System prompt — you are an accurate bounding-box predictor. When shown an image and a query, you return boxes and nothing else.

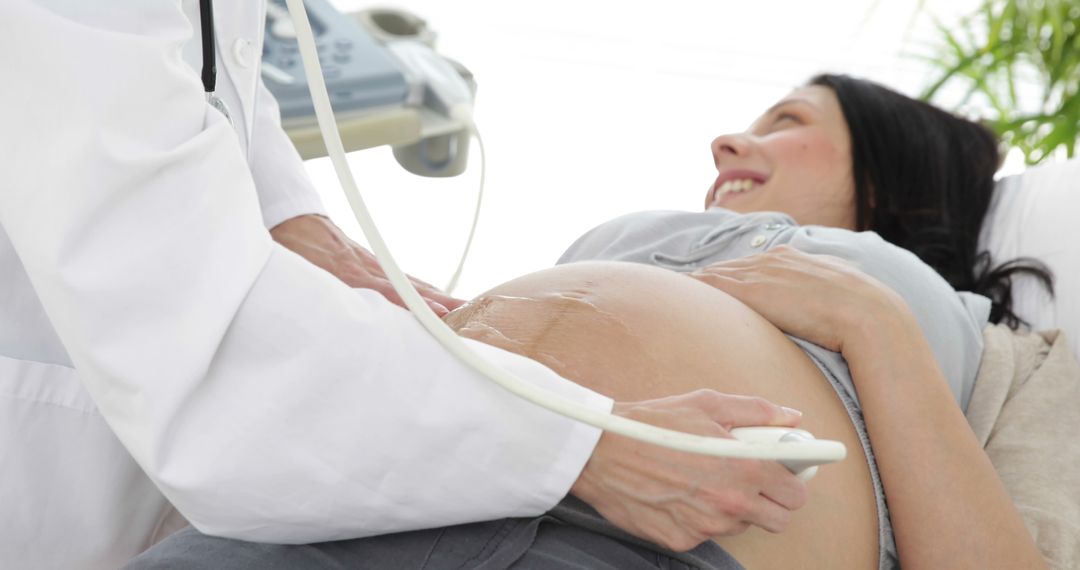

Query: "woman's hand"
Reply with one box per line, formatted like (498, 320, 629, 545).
(689, 245, 910, 354)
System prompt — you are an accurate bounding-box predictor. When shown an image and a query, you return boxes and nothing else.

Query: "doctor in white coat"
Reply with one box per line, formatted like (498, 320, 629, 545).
(0, 1, 808, 568)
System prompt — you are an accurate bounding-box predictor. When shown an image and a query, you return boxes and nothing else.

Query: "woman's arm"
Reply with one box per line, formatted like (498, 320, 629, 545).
(846, 305, 1044, 569)
(692, 246, 1046, 569)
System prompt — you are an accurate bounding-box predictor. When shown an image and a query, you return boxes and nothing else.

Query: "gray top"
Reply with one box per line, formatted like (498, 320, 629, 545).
(558, 208, 991, 411)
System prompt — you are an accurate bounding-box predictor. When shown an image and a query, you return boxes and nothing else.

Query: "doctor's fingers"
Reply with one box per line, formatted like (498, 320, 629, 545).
(350, 253, 465, 311)
(707, 460, 805, 535)
(358, 277, 452, 317)
(676, 460, 801, 538)
(742, 491, 796, 534)
(412, 279, 467, 311)
(688, 391, 803, 430)
(755, 460, 809, 512)
(399, 275, 466, 312)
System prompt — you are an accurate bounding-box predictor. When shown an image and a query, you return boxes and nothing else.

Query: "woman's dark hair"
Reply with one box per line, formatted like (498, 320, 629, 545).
(808, 73, 1053, 329)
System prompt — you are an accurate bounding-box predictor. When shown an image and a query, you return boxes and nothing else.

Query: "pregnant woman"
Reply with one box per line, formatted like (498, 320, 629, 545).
(130, 75, 1051, 569)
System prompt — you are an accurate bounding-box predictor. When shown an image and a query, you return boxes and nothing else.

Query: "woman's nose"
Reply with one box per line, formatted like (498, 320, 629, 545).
(710, 134, 750, 167)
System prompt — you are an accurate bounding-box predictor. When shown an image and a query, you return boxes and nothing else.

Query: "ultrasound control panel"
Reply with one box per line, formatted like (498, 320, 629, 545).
(261, 0, 409, 120)
(261, 0, 474, 176)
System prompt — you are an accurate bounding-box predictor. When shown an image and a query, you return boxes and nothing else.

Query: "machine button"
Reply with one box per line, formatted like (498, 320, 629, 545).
(232, 38, 254, 68)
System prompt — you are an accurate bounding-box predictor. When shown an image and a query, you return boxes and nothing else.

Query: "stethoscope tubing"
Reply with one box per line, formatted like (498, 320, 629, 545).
(199, 0, 217, 95)
(198, 0, 232, 123)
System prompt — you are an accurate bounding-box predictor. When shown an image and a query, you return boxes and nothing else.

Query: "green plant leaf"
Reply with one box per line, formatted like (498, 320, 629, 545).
(914, 0, 1080, 165)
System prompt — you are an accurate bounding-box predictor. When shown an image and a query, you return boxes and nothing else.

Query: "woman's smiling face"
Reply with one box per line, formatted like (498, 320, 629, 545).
(704, 85, 858, 230)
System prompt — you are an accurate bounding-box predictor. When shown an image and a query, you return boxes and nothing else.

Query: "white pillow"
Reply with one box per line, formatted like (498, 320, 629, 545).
(980, 158, 1080, 359)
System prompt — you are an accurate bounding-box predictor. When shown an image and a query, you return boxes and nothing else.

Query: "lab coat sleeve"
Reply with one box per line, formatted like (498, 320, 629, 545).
(248, 76, 329, 229)
(0, 0, 611, 544)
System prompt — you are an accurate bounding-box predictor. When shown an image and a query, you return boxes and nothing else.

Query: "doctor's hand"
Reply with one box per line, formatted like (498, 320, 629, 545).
(571, 390, 808, 552)
(270, 214, 465, 316)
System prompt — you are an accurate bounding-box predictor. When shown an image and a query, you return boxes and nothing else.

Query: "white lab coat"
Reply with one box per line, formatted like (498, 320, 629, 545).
(0, 1, 611, 568)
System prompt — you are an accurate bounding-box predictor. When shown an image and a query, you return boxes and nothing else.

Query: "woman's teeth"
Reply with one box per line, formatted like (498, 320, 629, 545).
(716, 178, 759, 199)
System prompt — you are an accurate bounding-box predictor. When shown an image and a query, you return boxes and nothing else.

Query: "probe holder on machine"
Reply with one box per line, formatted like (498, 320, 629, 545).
(262, 0, 475, 177)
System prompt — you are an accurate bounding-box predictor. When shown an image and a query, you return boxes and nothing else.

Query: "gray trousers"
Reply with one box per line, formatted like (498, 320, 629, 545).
(125, 496, 744, 569)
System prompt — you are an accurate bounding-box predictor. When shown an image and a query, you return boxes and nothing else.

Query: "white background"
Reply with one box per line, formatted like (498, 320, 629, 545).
(308, 1, 997, 299)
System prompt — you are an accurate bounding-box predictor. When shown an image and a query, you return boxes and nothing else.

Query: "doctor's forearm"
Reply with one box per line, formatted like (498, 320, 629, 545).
(845, 314, 1045, 569)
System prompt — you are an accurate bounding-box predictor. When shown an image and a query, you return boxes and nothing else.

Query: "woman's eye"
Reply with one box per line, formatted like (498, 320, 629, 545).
(774, 113, 801, 125)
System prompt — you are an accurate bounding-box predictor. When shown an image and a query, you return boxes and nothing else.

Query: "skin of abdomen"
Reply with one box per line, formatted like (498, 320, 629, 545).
(444, 260, 878, 569)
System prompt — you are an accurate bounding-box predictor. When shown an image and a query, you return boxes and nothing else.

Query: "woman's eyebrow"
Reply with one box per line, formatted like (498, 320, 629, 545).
(766, 98, 817, 115)
(747, 97, 819, 131)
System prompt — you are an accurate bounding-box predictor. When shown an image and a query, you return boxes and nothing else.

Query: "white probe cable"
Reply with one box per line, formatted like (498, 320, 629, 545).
(442, 123, 485, 295)
(284, 0, 845, 465)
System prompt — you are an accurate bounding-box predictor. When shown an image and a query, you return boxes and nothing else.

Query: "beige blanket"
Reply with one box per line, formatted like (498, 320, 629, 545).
(965, 325, 1080, 569)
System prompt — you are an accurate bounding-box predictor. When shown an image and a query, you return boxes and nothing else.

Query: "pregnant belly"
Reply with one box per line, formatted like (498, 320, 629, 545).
(445, 260, 878, 569)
